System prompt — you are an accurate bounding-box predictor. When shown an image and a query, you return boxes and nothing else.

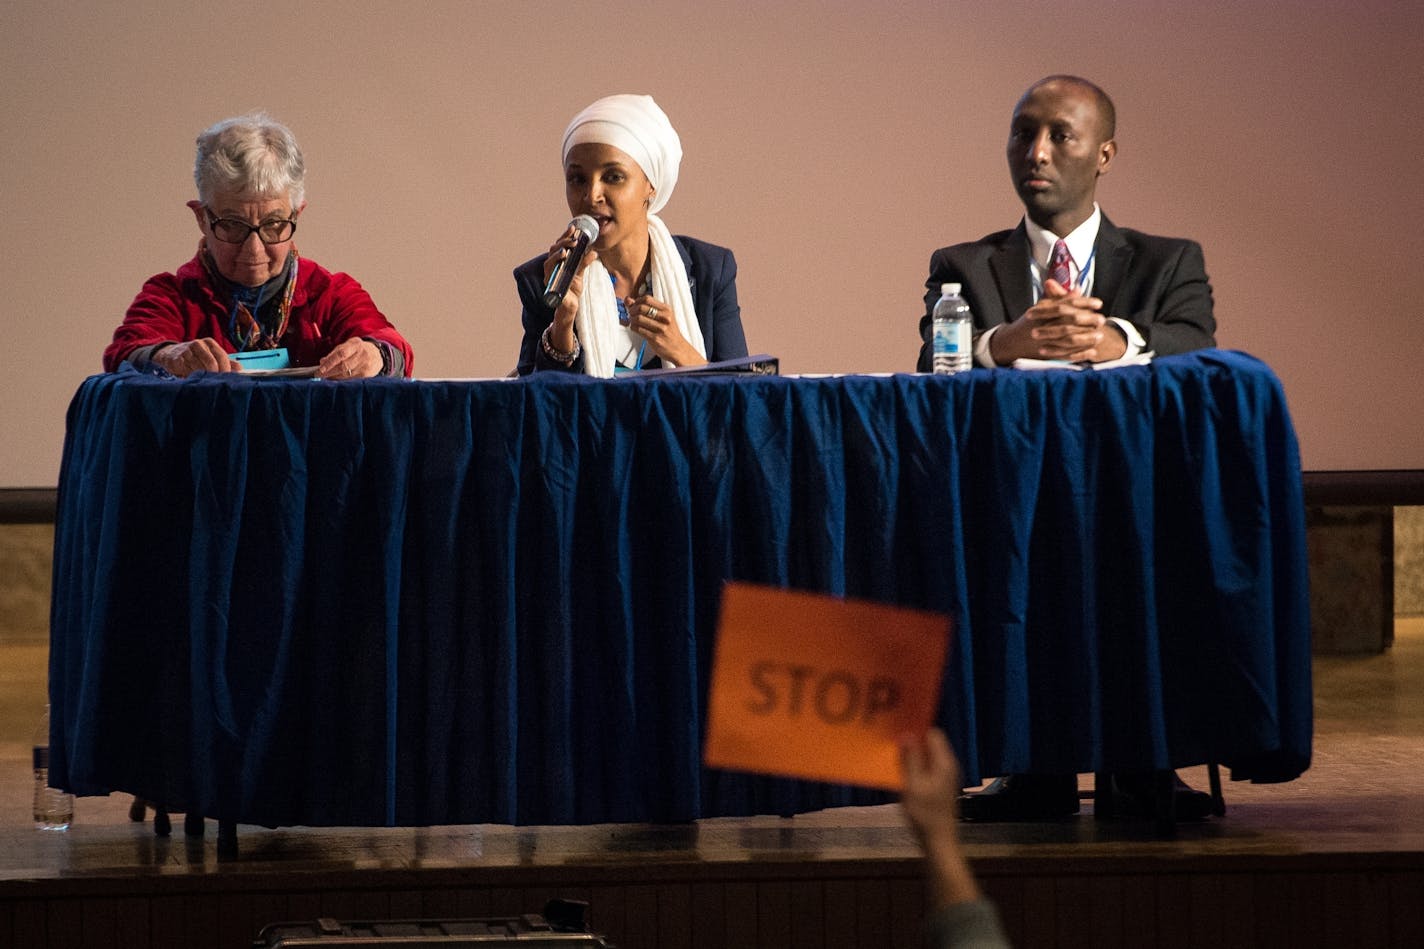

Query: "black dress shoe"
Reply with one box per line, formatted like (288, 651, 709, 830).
(1097, 770, 1216, 822)
(958, 773, 1079, 821)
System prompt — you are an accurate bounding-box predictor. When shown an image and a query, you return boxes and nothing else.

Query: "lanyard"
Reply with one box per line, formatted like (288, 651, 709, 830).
(1074, 246, 1097, 293)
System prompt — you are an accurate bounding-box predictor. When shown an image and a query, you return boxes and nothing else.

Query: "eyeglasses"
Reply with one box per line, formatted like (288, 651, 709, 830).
(204, 208, 298, 245)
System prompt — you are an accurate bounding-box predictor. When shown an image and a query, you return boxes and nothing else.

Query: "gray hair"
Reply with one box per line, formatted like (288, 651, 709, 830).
(193, 112, 306, 207)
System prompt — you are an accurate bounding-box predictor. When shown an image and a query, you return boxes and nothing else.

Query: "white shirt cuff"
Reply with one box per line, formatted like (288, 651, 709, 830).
(1109, 318, 1145, 357)
(974, 326, 1000, 367)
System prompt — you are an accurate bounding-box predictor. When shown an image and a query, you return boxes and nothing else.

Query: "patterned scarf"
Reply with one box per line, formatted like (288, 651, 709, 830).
(199, 239, 300, 351)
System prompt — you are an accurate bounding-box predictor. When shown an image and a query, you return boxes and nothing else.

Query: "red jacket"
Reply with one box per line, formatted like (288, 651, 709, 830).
(104, 253, 414, 375)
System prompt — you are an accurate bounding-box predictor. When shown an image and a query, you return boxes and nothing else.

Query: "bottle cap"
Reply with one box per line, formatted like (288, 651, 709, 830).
(941, 283, 961, 296)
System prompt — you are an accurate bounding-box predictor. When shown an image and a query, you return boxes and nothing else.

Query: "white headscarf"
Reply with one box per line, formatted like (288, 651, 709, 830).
(563, 94, 681, 213)
(560, 94, 704, 376)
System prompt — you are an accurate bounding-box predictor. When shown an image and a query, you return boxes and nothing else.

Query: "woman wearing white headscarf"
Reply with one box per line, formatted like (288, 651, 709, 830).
(515, 94, 747, 376)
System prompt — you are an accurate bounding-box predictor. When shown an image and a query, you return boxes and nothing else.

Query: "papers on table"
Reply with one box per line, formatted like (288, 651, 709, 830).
(1012, 351, 1156, 372)
(242, 366, 321, 378)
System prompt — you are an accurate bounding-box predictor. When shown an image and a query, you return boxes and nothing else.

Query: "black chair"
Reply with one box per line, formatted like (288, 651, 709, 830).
(128, 796, 240, 855)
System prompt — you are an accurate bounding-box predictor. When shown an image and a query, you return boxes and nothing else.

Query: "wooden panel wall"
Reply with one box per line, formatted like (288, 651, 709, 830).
(3, 863, 1421, 949)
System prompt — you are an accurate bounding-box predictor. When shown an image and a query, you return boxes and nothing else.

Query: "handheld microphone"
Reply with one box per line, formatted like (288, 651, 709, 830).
(542, 215, 600, 309)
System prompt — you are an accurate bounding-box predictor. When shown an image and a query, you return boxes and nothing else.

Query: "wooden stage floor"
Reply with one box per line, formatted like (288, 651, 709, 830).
(3, 621, 1422, 948)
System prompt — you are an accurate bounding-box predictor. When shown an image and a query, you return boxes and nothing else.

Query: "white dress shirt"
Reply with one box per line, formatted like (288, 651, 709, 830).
(974, 205, 1145, 367)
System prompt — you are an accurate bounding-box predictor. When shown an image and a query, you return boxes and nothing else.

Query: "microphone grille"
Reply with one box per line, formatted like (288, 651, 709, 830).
(571, 215, 600, 241)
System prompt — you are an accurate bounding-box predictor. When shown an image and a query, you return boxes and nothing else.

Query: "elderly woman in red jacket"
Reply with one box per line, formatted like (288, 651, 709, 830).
(104, 113, 412, 378)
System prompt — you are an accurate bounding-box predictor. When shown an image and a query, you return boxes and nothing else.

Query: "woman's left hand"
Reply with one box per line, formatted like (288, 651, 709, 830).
(624, 294, 707, 368)
(318, 339, 383, 379)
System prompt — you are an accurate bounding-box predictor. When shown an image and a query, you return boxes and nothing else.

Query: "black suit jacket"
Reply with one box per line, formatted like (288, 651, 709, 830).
(915, 215, 1216, 371)
(515, 234, 747, 375)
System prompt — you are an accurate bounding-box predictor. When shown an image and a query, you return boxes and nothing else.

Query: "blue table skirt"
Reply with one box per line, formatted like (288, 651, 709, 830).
(49, 350, 1311, 826)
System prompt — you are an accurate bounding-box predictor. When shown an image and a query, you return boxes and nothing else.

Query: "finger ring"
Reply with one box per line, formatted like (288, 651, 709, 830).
(644, 306, 656, 318)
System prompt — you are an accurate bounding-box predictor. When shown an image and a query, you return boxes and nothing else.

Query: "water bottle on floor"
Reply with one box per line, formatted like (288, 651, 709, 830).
(931, 283, 973, 374)
(33, 704, 74, 831)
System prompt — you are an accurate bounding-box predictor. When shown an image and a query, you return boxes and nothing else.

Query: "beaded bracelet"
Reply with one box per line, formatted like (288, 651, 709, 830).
(541, 324, 581, 364)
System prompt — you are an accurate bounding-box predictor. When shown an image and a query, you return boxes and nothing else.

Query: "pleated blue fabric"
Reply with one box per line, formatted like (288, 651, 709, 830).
(48, 350, 1310, 827)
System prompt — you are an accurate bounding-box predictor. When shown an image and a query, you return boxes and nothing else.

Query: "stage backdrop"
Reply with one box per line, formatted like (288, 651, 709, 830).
(2, 0, 1421, 485)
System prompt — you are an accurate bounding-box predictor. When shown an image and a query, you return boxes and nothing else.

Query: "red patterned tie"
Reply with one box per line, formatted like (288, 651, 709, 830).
(1049, 239, 1073, 290)
(1048, 237, 1070, 290)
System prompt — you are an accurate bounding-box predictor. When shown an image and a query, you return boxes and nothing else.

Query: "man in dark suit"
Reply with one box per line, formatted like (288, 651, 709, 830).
(917, 75, 1215, 372)
(919, 75, 1218, 821)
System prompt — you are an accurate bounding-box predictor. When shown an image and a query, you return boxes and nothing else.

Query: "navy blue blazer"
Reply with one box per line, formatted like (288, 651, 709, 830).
(915, 215, 1216, 371)
(515, 235, 747, 375)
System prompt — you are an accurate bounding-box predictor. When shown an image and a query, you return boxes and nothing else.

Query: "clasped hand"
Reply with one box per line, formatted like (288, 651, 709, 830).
(991, 278, 1128, 364)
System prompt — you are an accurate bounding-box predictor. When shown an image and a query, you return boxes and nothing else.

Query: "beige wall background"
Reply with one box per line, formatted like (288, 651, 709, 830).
(2, 0, 1422, 486)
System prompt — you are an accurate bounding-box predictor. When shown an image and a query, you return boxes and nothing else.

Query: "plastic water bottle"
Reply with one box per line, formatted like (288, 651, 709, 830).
(931, 283, 973, 375)
(33, 705, 74, 831)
